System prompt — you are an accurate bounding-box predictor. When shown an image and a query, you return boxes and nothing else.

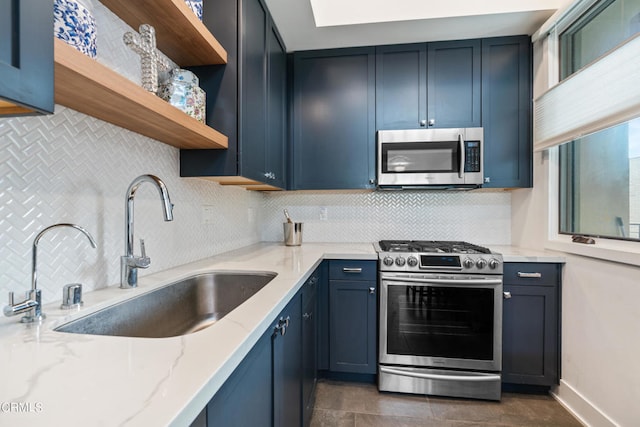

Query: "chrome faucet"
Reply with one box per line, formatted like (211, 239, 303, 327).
(4, 223, 97, 323)
(120, 174, 173, 289)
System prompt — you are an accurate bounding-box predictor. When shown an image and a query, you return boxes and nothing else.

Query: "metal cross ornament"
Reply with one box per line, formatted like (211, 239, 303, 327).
(123, 24, 171, 93)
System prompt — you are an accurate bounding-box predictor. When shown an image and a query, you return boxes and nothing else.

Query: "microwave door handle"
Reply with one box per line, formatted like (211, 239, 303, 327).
(458, 133, 465, 179)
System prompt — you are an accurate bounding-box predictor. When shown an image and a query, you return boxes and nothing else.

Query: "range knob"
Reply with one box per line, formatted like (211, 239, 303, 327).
(395, 257, 406, 267)
(383, 256, 394, 267)
(488, 258, 501, 269)
(462, 258, 475, 269)
(476, 258, 487, 269)
(407, 256, 418, 267)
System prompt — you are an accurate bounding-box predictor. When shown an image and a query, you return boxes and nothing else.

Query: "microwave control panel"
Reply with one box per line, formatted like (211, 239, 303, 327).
(464, 141, 481, 173)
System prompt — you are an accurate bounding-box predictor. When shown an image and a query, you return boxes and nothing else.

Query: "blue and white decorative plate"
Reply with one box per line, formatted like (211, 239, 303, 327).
(184, 0, 203, 21)
(54, 0, 97, 58)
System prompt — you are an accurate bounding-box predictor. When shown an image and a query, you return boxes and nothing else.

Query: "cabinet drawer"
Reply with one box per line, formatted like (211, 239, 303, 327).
(329, 260, 377, 281)
(503, 263, 560, 287)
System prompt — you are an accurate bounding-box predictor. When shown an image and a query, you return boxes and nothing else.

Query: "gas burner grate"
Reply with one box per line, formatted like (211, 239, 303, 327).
(378, 240, 491, 254)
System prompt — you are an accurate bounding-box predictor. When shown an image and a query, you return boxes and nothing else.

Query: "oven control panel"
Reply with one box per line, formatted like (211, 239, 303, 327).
(379, 253, 502, 274)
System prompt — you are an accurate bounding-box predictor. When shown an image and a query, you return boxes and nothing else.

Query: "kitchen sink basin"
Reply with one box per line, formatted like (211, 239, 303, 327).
(55, 271, 277, 338)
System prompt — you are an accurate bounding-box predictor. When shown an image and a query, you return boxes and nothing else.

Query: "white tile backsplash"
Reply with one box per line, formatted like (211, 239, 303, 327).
(0, 107, 263, 304)
(261, 190, 511, 244)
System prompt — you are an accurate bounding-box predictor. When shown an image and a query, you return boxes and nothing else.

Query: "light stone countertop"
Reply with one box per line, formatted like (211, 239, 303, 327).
(0, 242, 562, 427)
(488, 245, 566, 263)
(0, 243, 376, 427)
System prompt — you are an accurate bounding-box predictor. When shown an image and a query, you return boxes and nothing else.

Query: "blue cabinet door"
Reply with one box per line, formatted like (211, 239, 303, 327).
(502, 263, 560, 386)
(0, 0, 53, 115)
(316, 262, 330, 371)
(302, 272, 319, 427)
(427, 40, 481, 128)
(292, 48, 376, 190)
(329, 279, 377, 374)
(180, 0, 287, 189)
(206, 330, 273, 427)
(273, 293, 302, 427)
(375, 44, 427, 130)
(266, 23, 287, 189)
(240, 0, 268, 182)
(482, 36, 532, 188)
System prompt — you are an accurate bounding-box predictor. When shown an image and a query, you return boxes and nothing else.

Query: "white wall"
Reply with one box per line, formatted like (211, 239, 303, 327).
(512, 37, 640, 427)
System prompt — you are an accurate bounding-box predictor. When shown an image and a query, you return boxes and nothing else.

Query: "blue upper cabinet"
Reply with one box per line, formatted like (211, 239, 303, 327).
(375, 43, 427, 130)
(265, 25, 287, 189)
(0, 0, 54, 116)
(180, 0, 287, 189)
(375, 40, 480, 130)
(292, 48, 376, 190)
(482, 36, 532, 188)
(427, 40, 481, 128)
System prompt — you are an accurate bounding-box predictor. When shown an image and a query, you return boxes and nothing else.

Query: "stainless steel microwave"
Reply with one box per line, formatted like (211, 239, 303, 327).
(376, 128, 484, 189)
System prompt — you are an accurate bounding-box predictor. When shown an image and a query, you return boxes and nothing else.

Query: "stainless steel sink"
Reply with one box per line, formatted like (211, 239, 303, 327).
(55, 271, 277, 338)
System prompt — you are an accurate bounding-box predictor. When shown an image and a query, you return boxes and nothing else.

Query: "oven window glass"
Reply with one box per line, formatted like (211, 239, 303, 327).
(386, 284, 494, 360)
(382, 142, 458, 173)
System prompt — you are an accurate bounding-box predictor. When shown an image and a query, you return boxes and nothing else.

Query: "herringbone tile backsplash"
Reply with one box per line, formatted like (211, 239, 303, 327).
(0, 1, 511, 306)
(261, 191, 511, 244)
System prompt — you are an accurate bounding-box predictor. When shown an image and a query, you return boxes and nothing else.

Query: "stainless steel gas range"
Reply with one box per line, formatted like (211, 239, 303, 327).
(375, 240, 504, 401)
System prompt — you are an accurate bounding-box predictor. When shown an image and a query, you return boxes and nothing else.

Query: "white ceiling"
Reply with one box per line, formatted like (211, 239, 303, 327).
(264, 0, 573, 52)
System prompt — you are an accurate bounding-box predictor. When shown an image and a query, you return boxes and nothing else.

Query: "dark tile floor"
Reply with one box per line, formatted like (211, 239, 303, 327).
(310, 380, 583, 427)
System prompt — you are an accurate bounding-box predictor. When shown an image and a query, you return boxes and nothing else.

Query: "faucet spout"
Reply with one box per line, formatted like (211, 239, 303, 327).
(121, 174, 174, 289)
(32, 223, 97, 292)
(4, 223, 97, 323)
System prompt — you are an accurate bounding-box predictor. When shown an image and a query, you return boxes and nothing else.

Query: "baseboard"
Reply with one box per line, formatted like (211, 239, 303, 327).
(551, 380, 620, 427)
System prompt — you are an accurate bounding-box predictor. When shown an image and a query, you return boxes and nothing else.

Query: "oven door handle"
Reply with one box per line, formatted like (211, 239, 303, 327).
(380, 366, 501, 382)
(383, 278, 503, 286)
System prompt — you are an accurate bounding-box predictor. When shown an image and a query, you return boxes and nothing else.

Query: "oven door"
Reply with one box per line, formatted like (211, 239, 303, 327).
(379, 273, 502, 372)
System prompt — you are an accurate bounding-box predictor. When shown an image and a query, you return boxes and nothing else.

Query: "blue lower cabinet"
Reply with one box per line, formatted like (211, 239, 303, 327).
(302, 271, 319, 427)
(328, 261, 378, 375)
(206, 330, 273, 427)
(206, 271, 323, 427)
(273, 294, 302, 427)
(502, 263, 561, 387)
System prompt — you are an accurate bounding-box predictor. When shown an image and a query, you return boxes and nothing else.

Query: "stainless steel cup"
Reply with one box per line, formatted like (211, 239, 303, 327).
(283, 222, 303, 246)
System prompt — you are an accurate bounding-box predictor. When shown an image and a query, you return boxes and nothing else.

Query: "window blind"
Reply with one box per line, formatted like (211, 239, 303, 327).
(533, 34, 640, 151)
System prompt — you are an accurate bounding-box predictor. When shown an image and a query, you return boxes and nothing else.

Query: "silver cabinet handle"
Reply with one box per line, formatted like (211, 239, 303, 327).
(369, 287, 376, 294)
(275, 316, 290, 336)
(420, 119, 427, 127)
(428, 119, 435, 126)
(517, 272, 542, 278)
(503, 291, 512, 299)
(342, 267, 362, 273)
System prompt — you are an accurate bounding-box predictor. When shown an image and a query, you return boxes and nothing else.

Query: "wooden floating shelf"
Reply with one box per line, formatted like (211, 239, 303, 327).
(199, 176, 283, 191)
(54, 40, 228, 150)
(100, 0, 227, 66)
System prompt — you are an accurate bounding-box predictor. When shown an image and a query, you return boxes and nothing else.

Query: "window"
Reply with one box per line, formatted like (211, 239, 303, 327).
(560, 0, 640, 80)
(557, 0, 640, 242)
(559, 118, 640, 240)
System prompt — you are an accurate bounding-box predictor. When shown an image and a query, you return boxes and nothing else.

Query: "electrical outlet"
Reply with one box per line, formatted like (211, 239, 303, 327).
(202, 205, 215, 225)
(319, 206, 328, 221)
